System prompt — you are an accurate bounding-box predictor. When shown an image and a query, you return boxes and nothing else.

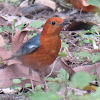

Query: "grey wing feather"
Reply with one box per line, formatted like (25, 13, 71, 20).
(13, 33, 41, 56)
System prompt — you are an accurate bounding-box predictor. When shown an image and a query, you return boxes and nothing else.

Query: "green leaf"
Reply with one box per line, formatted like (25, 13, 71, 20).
(83, 39, 90, 43)
(46, 77, 62, 83)
(25, 92, 32, 97)
(47, 82, 61, 92)
(2, 26, 7, 30)
(21, 77, 26, 81)
(54, 77, 62, 83)
(87, 0, 100, 7)
(60, 34, 65, 39)
(87, 38, 93, 44)
(91, 87, 100, 98)
(78, 38, 84, 45)
(11, 20, 15, 35)
(9, 0, 19, 3)
(61, 42, 69, 48)
(35, 85, 42, 92)
(75, 51, 91, 58)
(12, 79, 21, 84)
(57, 68, 69, 82)
(1, 26, 13, 33)
(25, 83, 31, 88)
(90, 54, 100, 63)
(70, 72, 94, 89)
(90, 25, 100, 33)
(29, 21, 44, 29)
(59, 48, 67, 57)
(81, 35, 88, 38)
(16, 24, 25, 32)
(45, 77, 55, 81)
(10, 84, 20, 90)
(29, 92, 60, 100)
(29, 33, 37, 38)
(59, 51, 67, 57)
(46, 68, 69, 83)
(0, 28, 3, 33)
(6, 28, 13, 33)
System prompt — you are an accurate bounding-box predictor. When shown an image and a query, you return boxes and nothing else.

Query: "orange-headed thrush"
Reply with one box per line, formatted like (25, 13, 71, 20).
(11, 17, 67, 70)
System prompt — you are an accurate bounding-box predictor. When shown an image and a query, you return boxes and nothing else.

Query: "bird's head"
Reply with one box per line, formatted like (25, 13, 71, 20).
(42, 17, 67, 36)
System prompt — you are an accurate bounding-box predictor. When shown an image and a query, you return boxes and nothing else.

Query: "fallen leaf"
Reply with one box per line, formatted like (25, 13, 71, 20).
(0, 16, 7, 26)
(35, 0, 56, 10)
(73, 62, 100, 78)
(46, 58, 75, 78)
(0, 35, 6, 47)
(0, 2, 21, 16)
(0, 64, 42, 88)
(64, 0, 99, 12)
(21, 4, 53, 18)
(12, 26, 33, 53)
(0, 3, 4, 11)
(83, 85, 97, 91)
(20, 0, 28, 8)
(66, 21, 97, 31)
(0, 47, 12, 61)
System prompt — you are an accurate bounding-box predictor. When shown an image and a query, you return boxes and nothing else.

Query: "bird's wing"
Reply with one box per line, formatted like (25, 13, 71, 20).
(13, 33, 41, 56)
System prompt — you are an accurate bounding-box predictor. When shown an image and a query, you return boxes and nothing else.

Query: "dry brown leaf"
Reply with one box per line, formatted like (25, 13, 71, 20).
(0, 2, 21, 16)
(15, 17, 37, 26)
(21, 4, 53, 18)
(12, 26, 33, 53)
(47, 58, 75, 78)
(1, 15, 18, 24)
(20, 0, 28, 8)
(0, 23, 45, 88)
(73, 62, 100, 78)
(82, 0, 89, 6)
(83, 85, 97, 91)
(35, 0, 56, 10)
(66, 21, 97, 31)
(0, 35, 6, 47)
(0, 64, 41, 88)
(57, 86, 87, 97)
(0, 16, 7, 26)
(0, 3, 4, 11)
(67, 86, 87, 96)
(64, 0, 99, 12)
(0, 47, 12, 61)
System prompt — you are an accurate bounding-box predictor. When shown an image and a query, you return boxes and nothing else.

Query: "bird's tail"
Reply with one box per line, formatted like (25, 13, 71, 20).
(4, 56, 15, 61)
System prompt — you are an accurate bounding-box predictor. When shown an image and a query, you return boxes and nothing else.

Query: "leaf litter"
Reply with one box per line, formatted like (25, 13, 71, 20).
(0, 0, 100, 99)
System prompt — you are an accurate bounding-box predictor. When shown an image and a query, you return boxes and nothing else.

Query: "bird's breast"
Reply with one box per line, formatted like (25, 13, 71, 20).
(21, 35, 61, 69)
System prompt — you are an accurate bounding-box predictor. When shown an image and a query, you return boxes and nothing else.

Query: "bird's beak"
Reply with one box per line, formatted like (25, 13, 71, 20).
(60, 20, 69, 26)
(63, 20, 69, 25)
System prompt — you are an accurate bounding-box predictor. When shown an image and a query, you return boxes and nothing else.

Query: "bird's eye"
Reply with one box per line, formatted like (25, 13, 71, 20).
(24, 24, 27, 27)
(51, 21, 56, 26)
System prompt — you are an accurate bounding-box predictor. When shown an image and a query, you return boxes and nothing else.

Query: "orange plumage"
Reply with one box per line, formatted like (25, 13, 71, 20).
(13, 17, 65, 70)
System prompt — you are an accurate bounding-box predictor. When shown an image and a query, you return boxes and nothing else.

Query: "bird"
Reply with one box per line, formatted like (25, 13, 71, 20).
(6, 17, 67, 89)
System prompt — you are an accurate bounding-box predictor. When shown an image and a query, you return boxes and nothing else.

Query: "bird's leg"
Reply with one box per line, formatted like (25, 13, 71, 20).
(29, 68, 34, 90)
(39, 69, 49, 92)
